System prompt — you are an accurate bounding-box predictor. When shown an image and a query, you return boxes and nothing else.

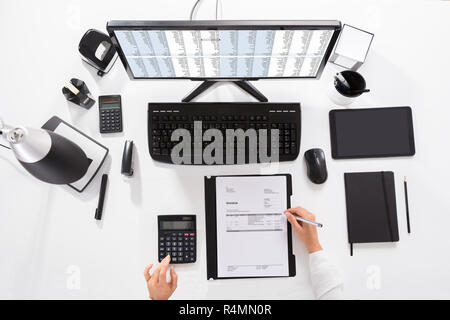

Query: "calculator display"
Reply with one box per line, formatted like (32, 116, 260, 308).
(160, 221, 194, 230)
(101, 102, 120, 109)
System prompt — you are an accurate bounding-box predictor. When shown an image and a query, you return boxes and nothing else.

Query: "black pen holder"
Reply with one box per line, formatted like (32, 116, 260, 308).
(62, 78, 95, 109)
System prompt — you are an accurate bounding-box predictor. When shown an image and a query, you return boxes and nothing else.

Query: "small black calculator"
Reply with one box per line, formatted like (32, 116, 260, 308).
(99, 95, 122, 133)
(158, 215, 196, 264)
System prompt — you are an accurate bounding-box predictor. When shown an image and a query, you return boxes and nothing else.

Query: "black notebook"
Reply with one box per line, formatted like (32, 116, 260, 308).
(344, 171, 399, 255)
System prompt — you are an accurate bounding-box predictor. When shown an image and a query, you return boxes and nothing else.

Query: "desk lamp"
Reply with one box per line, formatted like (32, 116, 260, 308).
(0, 119, 91, 184)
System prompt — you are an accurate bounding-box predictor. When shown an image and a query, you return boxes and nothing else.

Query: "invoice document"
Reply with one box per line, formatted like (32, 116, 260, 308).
(215, 176, 290, 278)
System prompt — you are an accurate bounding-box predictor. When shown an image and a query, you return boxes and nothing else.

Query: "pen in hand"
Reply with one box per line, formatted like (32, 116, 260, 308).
(284, 211, 323, 228)
(294, 215, 323, 228)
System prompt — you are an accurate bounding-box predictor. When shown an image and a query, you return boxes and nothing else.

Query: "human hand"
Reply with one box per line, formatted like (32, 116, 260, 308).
(144, 255, 178, 300)
(284, 206, 323, 254)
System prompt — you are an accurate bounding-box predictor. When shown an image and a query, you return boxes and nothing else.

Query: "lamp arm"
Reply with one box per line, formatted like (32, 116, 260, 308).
(0, 118, 13, 136)
(0, 119, 12, 149)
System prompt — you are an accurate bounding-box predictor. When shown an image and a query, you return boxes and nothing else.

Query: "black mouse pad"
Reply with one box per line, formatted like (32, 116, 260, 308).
(329, 106, 415, 159)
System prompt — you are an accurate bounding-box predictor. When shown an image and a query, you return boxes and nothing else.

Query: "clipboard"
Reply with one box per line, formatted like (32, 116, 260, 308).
(42, 116, 109, 193)
(204, 174, 296, 280)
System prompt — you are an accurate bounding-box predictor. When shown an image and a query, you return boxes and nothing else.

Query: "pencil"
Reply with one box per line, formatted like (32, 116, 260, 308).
(404, 176, 411, 233)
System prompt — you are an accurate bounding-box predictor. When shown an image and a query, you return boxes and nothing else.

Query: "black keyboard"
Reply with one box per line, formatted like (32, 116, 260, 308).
(148, 102, 301, 165)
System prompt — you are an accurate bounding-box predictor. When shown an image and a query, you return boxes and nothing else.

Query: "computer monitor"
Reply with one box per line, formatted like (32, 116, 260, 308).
(107, 20, 341, 101)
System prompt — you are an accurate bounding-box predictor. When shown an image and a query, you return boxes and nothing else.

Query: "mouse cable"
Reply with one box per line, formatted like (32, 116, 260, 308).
(190, 0, 202, 20)
(215, 0, 222, 20)
(190, 0, 222, 20)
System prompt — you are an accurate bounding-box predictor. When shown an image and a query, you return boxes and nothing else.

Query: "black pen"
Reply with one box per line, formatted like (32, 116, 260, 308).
(404, 176, 411, 233)
(95, 174, 108, 220)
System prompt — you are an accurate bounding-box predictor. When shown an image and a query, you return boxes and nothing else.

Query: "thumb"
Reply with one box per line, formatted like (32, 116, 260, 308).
(285, 211, 303, 233)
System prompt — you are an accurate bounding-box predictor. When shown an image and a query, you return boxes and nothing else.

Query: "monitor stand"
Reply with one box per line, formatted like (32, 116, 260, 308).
(182, 80, 268, 102)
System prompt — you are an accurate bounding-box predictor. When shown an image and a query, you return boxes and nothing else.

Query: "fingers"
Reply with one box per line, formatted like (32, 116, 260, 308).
(284, 211, 303, 233)
(170, 267, 178, 290)
(144, 264, 153, 282)
(285, 206, 316, 221)
(151, 264, 161, 285)
(159, 255, 171, 283)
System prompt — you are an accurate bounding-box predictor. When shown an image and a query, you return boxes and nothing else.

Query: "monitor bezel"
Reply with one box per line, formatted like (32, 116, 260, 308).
(107, 20, 342, 80)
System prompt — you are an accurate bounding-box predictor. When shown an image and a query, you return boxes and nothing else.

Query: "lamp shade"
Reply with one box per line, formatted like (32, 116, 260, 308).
(2, 125, 92, 184)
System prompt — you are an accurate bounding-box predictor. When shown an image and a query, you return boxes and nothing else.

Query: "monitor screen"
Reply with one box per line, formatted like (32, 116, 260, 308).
(108, 21, 341, 79)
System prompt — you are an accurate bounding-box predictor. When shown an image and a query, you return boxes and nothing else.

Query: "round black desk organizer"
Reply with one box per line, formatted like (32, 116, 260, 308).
(334, 70, 367, 98)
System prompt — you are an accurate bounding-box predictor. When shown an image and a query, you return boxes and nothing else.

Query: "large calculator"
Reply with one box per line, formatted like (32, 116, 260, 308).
(158, 215, 196, 264)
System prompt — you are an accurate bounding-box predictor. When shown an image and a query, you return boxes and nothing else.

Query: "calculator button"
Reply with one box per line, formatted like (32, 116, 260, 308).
(159, 237, 164, 241)
(166, 247, 171, 252)
(172, 258, 178, 262)
(178, 237, 183, 241)
(190, 233, 195, 236)
(178, 257, 184, 263)
(177, 232, 183, 236)
(166, 242, 171, 246)
(178, 242, 183, 246)
(184, 237, 189, 241)
(189, 257, 195, 262)
(190, 242, 195, 246)
(172, 237, 177, 241)
(172, 242, 177, 246)
(184, 233, 189, 236)
(178, 247, 183, 252)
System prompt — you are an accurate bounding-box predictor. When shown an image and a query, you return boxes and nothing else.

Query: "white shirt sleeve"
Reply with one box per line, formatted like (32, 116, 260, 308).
(308, 250, 344, 300)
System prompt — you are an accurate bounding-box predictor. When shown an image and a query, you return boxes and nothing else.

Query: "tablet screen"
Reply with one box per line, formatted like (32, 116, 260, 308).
(329, 107, 415, 159)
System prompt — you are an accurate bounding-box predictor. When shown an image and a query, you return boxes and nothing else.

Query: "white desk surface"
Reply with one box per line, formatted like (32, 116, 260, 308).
(1, 0, 450, 299)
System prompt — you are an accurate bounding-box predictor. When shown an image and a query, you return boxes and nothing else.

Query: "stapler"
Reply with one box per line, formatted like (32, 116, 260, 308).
(121, 140, 134, 176)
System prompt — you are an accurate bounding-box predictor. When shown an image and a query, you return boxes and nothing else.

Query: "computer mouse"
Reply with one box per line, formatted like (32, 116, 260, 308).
(304, 148, 328, 184)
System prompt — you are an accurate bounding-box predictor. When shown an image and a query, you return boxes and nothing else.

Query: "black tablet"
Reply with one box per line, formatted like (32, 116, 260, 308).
(329, 107, 415, 159)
